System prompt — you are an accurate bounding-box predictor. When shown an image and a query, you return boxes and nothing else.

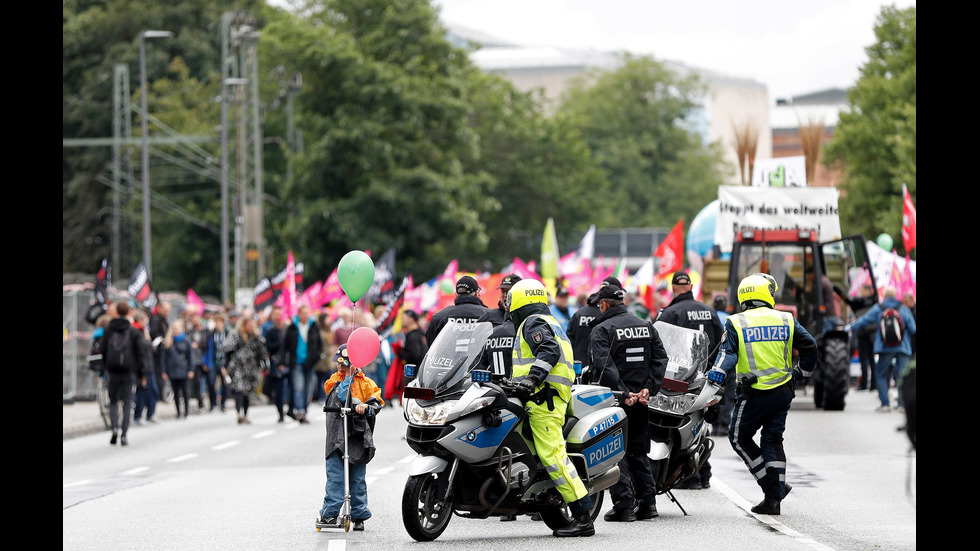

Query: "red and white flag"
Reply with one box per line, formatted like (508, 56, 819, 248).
(655, 219, 684, 278)
(901, 184, 916, 252)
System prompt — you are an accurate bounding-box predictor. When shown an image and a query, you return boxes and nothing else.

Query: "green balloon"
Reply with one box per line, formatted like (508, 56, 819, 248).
(338, 250, 375, 303)
(876, 233, 894, 251)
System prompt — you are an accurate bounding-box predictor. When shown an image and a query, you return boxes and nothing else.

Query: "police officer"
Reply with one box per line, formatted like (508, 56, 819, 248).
(566, 292, 600, 375)
(477, 274, 522, 522)
(655, 271, 724, 489)
(568, 277, 621, 380)
(588, 284, 668, 522)
(709, 273, 817, 515)
(508, 279, 596, 537)
(426, 275, 489, 345)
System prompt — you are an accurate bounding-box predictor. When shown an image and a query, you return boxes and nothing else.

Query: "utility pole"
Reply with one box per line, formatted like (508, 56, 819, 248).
(112, 64, 132, 274)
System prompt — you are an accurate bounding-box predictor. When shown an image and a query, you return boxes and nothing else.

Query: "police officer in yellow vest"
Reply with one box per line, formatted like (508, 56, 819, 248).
(508, 279, 595, 537)
(709, 274, 817, 515)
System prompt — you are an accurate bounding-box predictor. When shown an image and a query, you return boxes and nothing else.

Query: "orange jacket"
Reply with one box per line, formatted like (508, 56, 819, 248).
(323, 370, 385, 407)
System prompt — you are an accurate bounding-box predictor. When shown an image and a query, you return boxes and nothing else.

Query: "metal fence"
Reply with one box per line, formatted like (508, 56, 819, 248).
(62, 286, 189, 403)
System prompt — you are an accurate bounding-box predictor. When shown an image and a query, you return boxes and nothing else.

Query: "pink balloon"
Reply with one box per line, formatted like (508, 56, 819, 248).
(347, 326, 381, 368)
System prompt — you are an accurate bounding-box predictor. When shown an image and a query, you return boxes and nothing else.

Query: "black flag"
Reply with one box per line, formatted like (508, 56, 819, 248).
(127, 263, 157, 312)
(368, 247, 397, 306)
(374, 275, 410, 340)
(85, 256, 112, 324)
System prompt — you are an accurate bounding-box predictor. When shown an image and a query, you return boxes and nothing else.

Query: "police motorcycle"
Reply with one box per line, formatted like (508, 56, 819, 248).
(645, 321, 725, 514)
(401, 320, 627, 542)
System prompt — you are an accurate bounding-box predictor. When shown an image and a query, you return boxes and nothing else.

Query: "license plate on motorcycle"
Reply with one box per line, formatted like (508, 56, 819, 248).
(661, 378, 689, 392)
(404, 386, 435, 400)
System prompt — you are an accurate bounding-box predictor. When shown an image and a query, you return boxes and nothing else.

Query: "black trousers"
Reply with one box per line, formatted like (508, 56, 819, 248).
(609, 403, 657, 510)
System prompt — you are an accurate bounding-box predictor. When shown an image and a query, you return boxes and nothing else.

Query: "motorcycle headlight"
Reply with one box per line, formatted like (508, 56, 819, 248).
(406, 399, 459, 425)
(648, 393, 697, 415)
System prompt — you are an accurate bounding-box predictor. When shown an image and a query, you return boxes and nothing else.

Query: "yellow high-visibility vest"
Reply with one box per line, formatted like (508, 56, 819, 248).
(729, 308, 795, 390)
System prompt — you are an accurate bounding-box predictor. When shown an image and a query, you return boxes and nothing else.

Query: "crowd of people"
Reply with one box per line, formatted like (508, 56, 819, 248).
(88, 269, 915, 535)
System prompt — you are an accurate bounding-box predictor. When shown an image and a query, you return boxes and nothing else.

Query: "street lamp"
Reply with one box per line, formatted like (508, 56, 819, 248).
(140, 29, 174, 281)
(220, 78, 249, 307)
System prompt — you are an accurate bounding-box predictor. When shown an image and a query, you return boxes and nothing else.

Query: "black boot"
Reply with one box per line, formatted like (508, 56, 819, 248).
(752, 467, 783, 515)
(553, 513, 595, 537)
(751, 498, 781, 515)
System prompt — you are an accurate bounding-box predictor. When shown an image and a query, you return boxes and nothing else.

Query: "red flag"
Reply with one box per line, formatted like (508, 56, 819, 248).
(901, 184, 916, 252)
(655, 219, 684, 278)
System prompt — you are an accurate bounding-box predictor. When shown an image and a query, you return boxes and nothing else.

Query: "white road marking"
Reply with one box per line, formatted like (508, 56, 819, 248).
(63, 479, 94, 488)
(122, 466, 150, 475)
(166, 453, 199, 463)
(712, 478, 836, 551)
(251, 430, 276, 439)
(327, 540, 346, 551)
(211, 440, 241, 451)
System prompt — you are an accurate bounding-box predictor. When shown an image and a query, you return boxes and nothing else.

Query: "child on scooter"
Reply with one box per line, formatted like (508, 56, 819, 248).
(316, 344, 385, 531)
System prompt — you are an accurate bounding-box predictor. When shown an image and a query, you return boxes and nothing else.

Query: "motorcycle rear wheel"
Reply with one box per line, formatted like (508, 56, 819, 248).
(402, 473, 453, 542)
(540, 490, 603, 529)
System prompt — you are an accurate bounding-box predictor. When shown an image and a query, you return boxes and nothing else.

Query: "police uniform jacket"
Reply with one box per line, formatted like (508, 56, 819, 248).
(655, 290, 725, 366)
(479, 312, 516, 378)
(713, 305, 818, 389)
(566, 304, 600, 368)
(425, 295, 489, 345)
(588, 304, 667, 396)
(477, 305, 506, 327)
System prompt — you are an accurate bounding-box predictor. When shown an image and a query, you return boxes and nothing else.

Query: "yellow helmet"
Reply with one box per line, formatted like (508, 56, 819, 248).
(507, 279, 549, 312)
(737, 274, 775, 308)
(753, 272, 778, 295)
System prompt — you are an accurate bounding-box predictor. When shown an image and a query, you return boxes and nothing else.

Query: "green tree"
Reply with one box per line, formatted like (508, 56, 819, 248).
(556, 53, 729, 231)
(824, 5, 915, 257)
(63, 0, 263, 295)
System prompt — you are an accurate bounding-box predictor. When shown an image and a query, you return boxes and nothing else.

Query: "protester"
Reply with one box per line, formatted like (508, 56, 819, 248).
(845, 285, 916, 413)
(160, 318, 195, 420)
(148, 300, 171, 401)
(131, 309, 158, 425)
(549, 285, 576, 332)
(101, 302, 149, 445)
(221, 313, 268, 424)
(283, 304, 324, 424)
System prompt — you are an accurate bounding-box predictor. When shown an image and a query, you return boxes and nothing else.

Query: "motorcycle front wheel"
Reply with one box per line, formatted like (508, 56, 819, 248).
(540, 490, 603, 529)
(402, 473, 453, 542)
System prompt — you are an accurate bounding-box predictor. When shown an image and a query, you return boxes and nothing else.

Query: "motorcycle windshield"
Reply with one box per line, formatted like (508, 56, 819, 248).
(417, 320, 494, 394)
(653, 321, 710, 383)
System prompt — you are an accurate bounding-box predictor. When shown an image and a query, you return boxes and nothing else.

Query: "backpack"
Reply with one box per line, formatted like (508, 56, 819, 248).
(105, 328, 134, 372)
(879, 307, 904, 347)
(87, 331, 105, 372)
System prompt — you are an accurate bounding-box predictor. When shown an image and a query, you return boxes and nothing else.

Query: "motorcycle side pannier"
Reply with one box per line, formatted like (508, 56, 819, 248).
(565, 406, 627, 480)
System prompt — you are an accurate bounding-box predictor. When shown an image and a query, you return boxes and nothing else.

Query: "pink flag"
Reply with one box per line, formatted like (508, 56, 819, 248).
(283, 251, 298, 318)
(884, 250, 903, 299)
(301, 280, 322, 310)
(186, 288, 205, 315)
(511, 257, 541, 281)
(901, 254, 915, 298)
(318, 268, 344, 306)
